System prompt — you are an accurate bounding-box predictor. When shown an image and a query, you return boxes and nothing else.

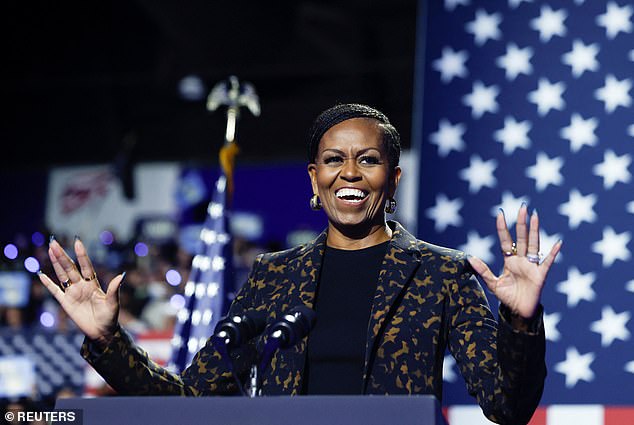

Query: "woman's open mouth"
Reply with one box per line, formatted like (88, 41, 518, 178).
(335, 188, 369, 205)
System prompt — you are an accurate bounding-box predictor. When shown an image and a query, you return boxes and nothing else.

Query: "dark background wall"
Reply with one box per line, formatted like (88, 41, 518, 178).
(2, 0, 417, 169)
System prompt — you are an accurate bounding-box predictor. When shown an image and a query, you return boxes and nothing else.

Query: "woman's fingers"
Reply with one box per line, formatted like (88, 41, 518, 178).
(48, 245, 70, 286)
(37, 271, 65, 301)
(467, 256, 498, 293)
(540, 239, 563, 273)
(527, 209, 540, 256)
(105, 273, 125, 306)
(515, 204, 529, 256)
(74, 238, 97, 283)
(49, 239, 83, 284)
(496, 210, 514, 253)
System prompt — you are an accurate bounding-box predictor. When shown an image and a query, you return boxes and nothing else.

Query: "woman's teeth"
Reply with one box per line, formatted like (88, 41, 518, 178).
(336, 188, 368, 201)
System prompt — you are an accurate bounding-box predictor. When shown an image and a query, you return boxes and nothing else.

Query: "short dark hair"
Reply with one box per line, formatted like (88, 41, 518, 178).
(308, 103, 401, 169)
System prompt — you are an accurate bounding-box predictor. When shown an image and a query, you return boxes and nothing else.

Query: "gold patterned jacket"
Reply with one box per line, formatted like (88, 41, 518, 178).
(82, 221, 545, 424)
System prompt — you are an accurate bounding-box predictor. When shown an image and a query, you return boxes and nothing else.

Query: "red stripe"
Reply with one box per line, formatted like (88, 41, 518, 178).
(605, 406, 634, 425)
(527, 407, 546, 425)
(444, 405, 634, 424)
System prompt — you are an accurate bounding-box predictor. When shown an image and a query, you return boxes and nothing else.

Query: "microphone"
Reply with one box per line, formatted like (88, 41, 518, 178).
(212, 310, 267, 396)
(214, 310, 266, 348)
(268, 305, 317, 349)
(259, 305, 316, 373)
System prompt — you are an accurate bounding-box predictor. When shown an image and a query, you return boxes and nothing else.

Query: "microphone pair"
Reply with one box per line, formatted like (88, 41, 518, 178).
(212, 305, 316, 396)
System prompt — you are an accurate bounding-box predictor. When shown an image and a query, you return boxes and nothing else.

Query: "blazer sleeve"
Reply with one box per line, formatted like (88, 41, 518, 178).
(80, 254, 265, 396)
(446, 260, 546, 425)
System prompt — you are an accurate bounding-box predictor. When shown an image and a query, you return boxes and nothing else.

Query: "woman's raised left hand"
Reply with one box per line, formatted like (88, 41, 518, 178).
(467, 204, 562, 319)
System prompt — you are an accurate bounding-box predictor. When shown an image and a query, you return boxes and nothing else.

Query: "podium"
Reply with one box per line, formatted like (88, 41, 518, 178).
(55, 395, 448, 425)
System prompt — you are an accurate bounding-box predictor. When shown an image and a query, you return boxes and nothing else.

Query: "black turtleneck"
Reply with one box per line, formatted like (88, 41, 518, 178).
(302, 240, 389, 394)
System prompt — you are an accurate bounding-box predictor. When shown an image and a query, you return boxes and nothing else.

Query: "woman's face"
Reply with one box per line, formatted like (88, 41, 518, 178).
(308, 118, 401, 231)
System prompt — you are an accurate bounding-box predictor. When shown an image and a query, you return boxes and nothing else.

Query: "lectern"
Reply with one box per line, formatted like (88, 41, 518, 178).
(55, 395, 448, 425)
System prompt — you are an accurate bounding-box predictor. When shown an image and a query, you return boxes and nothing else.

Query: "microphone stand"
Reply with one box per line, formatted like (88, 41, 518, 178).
(212, 334, 249, 397)
(247, 331, 282, 398)
(248, 364, 260, 397)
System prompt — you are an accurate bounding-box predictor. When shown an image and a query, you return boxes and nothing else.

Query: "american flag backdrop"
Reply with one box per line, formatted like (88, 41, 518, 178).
(414, 0, 634, 423)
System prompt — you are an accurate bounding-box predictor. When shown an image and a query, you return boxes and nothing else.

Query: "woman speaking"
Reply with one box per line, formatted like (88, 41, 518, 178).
(39, 104, 561, 424)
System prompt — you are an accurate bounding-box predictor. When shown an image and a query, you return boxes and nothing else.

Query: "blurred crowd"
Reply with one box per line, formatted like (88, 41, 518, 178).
(0, 232, 270, 332)
(0, 229, 272, 421)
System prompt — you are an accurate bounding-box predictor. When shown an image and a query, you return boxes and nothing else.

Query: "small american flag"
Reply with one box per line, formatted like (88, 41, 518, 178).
(415, 0, 633, 423)
(168, 172, 234, 372)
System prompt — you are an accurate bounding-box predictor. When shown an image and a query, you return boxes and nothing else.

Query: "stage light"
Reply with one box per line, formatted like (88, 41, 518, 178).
(24, 257, 39, 273)
(40, 311, 55, 328)
(170, 294, 185, 310)
(166, 269, 182, 286)
(31, 232, 45, 247)
(99, 230, 114, 245)
(4, 244, 18, 260)
(178, 75, 206, 101)
(134, 242, 149, 257)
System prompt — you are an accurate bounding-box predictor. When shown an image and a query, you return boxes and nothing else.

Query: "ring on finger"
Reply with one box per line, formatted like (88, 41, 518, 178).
(526, 253, 541, 264)
(61, 279, 73, 289)
(83, 272, 98, 282)
(502, 242, 517, 257)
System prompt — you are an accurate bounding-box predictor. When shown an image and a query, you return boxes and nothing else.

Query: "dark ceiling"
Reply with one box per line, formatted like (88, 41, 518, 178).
(2, 0, 418, 169)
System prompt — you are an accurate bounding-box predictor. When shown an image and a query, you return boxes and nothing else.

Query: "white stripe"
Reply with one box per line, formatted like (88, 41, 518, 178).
(447, 405, 496, 425)
(547, 404, 604, 425)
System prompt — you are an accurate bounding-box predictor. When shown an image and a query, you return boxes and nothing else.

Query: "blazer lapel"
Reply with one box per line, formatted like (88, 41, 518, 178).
(294, 230, 327, 310)
(263, 229, 327, 395)
(362, 221, 422, 388)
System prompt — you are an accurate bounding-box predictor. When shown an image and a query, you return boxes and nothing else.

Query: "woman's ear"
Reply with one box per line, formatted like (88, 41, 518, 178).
(307, 163, 319, 195)
(389, 166, 402, 197)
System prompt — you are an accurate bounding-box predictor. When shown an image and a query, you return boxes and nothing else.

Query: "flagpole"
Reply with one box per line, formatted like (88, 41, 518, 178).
(168, 76, 260, 373)
(208, 75, 261, 201)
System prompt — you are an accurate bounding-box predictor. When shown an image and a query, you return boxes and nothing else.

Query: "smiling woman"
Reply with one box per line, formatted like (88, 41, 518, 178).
(307, 117, 401, 248)
(38, 103, 561, 425)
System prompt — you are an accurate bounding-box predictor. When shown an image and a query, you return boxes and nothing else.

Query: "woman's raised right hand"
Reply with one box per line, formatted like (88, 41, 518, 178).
(38, 237, 125, 347)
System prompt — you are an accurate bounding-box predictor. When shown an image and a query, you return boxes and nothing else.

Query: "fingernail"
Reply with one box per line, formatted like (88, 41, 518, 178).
(49, 235, 56, 243)
(498, 208, 505, 216)
(74, 235, 81, 241)
(521, 201, 527, 209)
(532, 208, 538, 217)
(36, 270, 43, 275)
(121, 272, 127, 284)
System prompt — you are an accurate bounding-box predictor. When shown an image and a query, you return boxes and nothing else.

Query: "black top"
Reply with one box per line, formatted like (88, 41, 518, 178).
(302, 241, 389, 394)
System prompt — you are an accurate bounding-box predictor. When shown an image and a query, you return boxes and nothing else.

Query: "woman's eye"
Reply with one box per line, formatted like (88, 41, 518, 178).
(359, 155, 380, 165)
(324, 156, 343, 164)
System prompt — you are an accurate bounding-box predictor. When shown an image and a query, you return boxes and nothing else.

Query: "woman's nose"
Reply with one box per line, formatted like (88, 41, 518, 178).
(340, 158, 361, 181)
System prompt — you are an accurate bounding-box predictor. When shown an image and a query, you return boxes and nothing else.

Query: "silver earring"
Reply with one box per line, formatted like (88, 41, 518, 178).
(310, 194, 322, 211)
(385, 198, 397, 214)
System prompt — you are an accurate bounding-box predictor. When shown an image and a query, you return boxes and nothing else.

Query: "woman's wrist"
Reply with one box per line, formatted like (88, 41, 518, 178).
(91, 324, 119, 349)
(500, 304, 542, 333)
(509, 313, 533, 332)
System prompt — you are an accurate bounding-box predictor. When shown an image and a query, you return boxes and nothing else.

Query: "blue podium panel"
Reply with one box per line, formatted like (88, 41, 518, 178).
(55, 395, 448, 425)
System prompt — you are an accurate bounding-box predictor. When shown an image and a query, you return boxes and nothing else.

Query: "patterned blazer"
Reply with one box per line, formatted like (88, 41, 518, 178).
(83, 221, 545, 425)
